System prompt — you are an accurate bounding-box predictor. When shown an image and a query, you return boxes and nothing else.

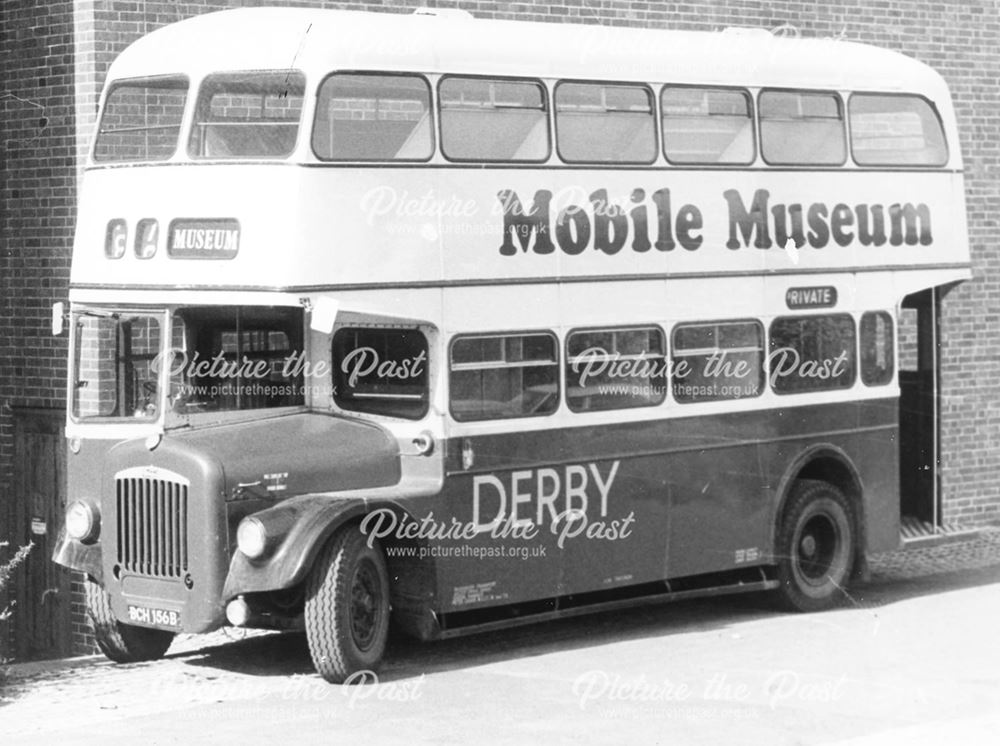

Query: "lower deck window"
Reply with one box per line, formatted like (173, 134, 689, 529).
(860, 311, 894, 386)
(566, 327, 666, 411)
(450, 333, 558, 421)
(671, 320, 764, 402)
(332, 327, 429, 419)
(769, 314, 856, 393)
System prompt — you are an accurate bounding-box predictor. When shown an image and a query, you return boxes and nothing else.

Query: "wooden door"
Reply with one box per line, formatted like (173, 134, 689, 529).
(2, 409, 72, 660)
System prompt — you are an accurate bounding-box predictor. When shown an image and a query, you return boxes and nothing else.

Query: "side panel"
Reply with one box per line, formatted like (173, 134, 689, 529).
(431, 399, 896, 614)
(71, 166, 968, 290)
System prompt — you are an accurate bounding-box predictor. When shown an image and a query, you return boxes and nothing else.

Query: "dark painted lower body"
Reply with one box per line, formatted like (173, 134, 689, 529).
(58, 398, 898, 638)
(421, 398, 897, 619)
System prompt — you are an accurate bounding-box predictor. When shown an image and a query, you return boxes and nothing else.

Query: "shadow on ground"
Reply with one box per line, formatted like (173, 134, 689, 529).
(177, 562, 1000, 682)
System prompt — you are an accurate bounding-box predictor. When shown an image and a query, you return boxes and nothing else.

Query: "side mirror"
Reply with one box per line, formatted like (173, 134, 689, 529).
(51, 301, 66, 336)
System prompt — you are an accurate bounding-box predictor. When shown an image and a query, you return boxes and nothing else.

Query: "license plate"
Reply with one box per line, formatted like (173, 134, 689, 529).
(127, 604, 181, 628)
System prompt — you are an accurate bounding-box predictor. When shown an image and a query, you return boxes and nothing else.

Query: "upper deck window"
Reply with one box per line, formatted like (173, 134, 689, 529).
(94, 76, 187, 163)
(759, 90, 846, 165)
(439, 77, 549, 162)
(188, 71, 305, 159)
(661, 87, 755, 165)
(555, 82, 656, 164)
(849, 94, 948, 166)
(313, 73, 433, 161)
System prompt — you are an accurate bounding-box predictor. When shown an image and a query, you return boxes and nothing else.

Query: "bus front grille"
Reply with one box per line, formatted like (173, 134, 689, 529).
(116, 476, 189, 579)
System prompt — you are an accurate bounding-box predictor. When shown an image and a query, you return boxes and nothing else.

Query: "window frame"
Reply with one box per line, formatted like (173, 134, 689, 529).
(311, 70, 436, 163)
(93, 74, 190, 164)
(859, 310, 896, 387)
(553, 79, 658, 165)
(168, 305, 307, 415)
(670, 318, 766, 404)
(437, 74, 551, 164)
(187, 69, 306, 161)
(660, 84, 757, 166)
(70, 308, 168, 423)
(757, 87, 848, 167)
(767, 313, 858, 395)
(564, 324, 668, 412)
(847, 91, 949, 168)
(331, 325, 430, 421)
(448, 330, 560, 422)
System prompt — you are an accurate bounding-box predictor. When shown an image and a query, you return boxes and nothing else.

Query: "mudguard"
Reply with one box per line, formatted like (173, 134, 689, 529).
(51, 528, 103, 583)
(222, 493, 370, 599)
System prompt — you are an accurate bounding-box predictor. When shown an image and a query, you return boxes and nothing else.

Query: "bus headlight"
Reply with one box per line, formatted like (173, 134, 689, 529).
(66, 500, 99, 543)
(237, 517, 268, 559)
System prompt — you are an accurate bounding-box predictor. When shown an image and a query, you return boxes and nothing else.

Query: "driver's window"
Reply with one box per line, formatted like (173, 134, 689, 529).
(331, 326, 429, 420)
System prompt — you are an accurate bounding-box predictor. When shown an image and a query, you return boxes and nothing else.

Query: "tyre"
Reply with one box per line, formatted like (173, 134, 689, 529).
(84, 579, 175, 663)
(305, 526, 391, 683)
(774, 480, 855, 613)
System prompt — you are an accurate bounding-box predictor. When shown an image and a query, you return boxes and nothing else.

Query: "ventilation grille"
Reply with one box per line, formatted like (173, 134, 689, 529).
(116, 475, 189, 579)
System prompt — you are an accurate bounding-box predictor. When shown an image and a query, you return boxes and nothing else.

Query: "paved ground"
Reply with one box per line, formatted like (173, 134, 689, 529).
(1, 528, 999, 745)
(869, 527, 1000, 579)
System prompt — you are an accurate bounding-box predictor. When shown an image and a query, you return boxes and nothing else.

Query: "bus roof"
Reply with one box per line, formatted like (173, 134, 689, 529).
(74, 8, 969, 298)
(107, 7, 949, 98)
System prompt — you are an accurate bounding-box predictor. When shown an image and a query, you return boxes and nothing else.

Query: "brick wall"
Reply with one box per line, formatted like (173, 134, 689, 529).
(0, 0, 78, 659)
(1, 0, 998, 658)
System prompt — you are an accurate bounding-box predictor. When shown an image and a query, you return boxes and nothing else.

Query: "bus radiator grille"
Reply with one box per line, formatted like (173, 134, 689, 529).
(115, 476, 189, 579)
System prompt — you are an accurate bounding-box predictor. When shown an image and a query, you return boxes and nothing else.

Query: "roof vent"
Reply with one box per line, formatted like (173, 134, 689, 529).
(412, 8, 474, 20)
(769, 24, 801, 38)
(721, 26, 773, 39)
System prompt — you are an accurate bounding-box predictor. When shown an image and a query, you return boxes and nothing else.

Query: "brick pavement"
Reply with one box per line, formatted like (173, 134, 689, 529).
(869, 526, 1000, 581)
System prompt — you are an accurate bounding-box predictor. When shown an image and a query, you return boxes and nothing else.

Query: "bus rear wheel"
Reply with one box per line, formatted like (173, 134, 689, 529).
(774, 480, 855, 613)
(84, 579, 175, 663)
(305, 527, 390, 684)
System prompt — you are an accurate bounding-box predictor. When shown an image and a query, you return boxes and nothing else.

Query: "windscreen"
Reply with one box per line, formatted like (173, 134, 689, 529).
(167, 306, 305, 413)
(72, 311, 164, 420)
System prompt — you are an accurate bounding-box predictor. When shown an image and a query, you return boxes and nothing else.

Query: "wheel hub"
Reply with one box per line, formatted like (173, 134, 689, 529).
(795, 513, 839, 583)
(800, 534, 817, 558)
(350, 560, 380, 650)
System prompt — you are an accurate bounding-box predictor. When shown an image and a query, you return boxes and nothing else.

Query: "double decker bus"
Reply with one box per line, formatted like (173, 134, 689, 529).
(53, 7, 970, 683)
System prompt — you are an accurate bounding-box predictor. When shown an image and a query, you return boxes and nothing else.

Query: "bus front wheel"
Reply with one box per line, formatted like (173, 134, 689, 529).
(84, 579, 175, 663)
(774, 480, 855, 613)
(305, 527, 390, 683)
